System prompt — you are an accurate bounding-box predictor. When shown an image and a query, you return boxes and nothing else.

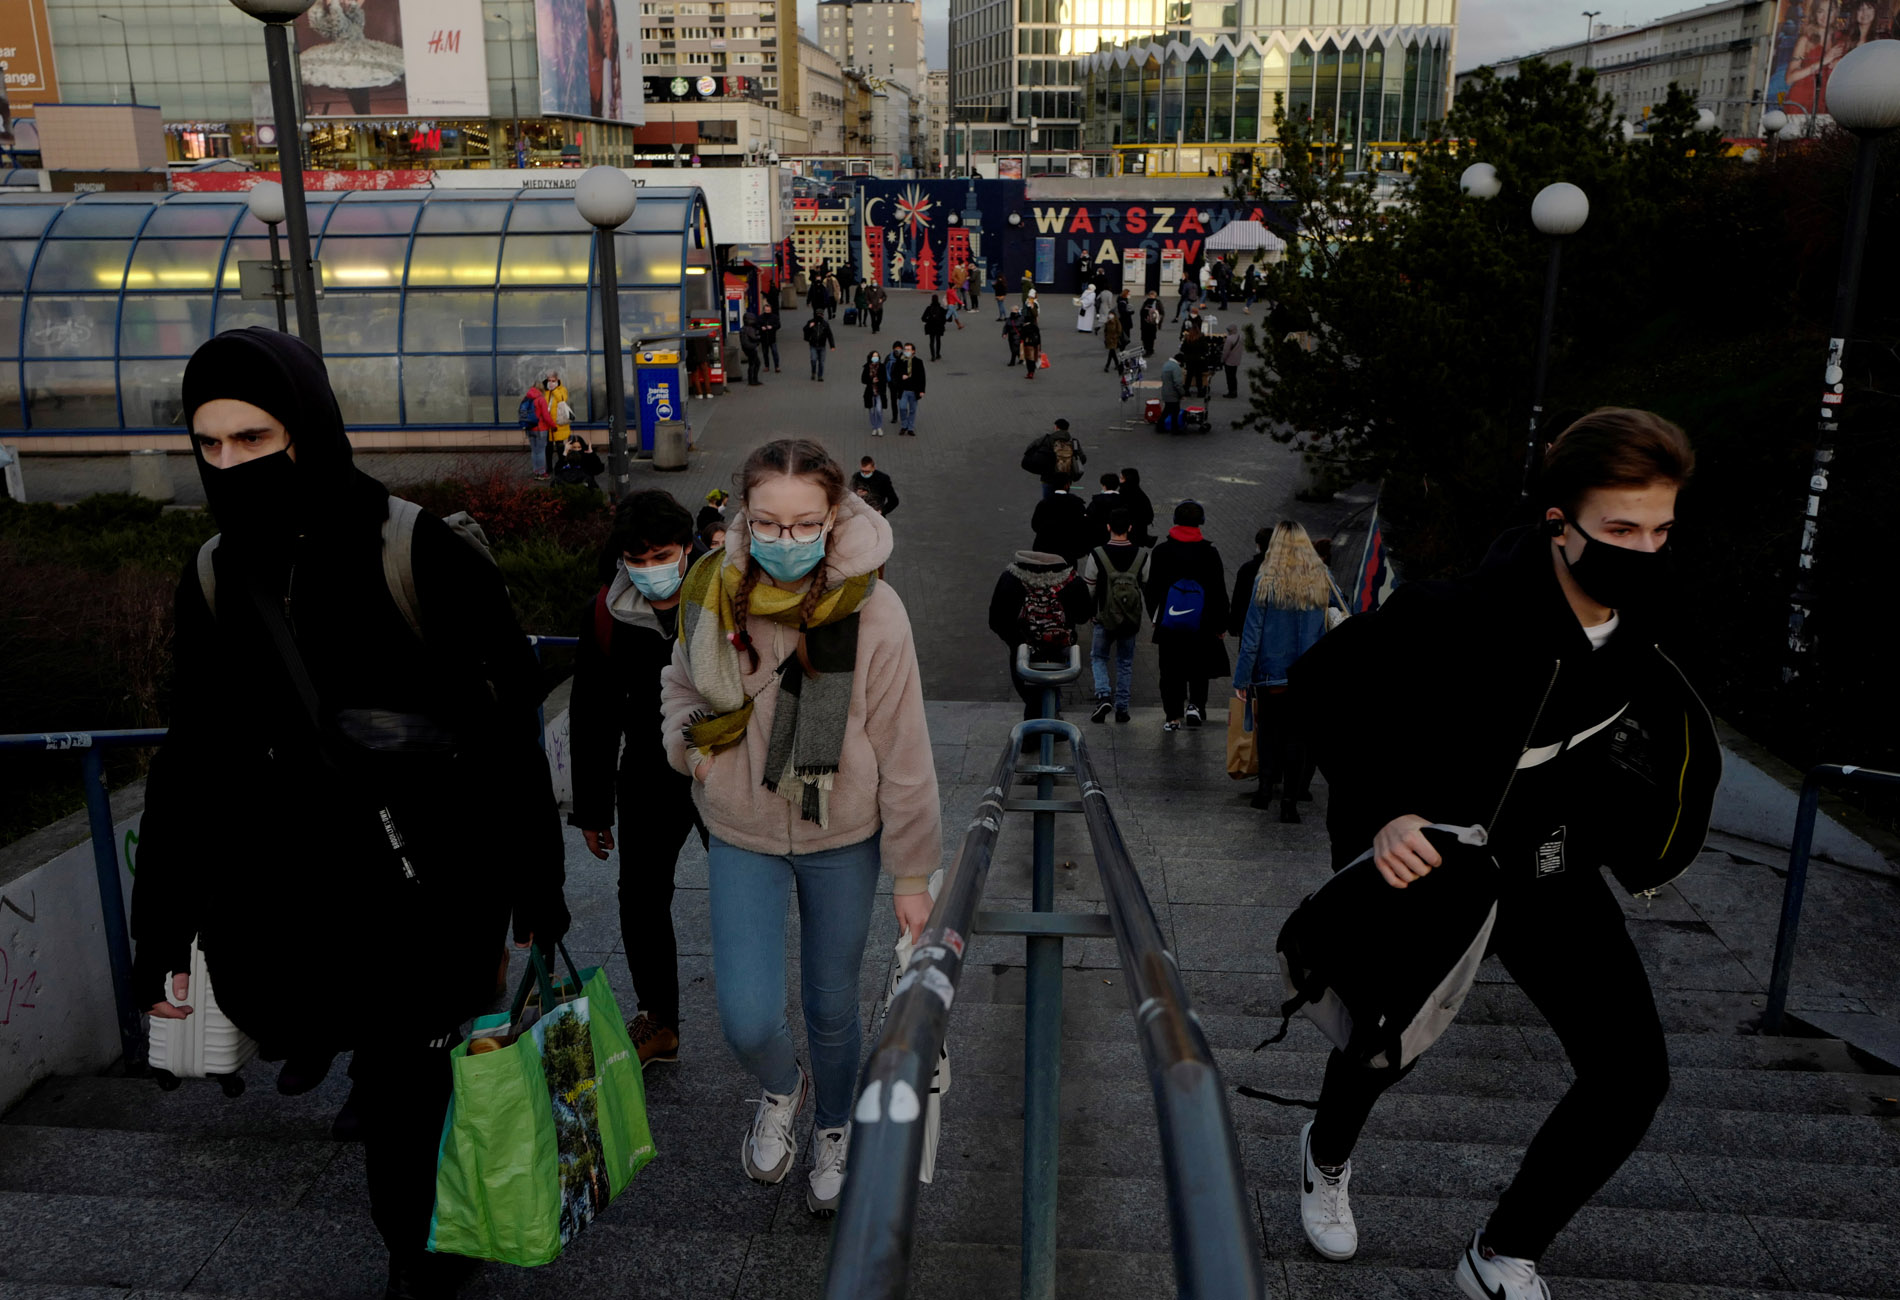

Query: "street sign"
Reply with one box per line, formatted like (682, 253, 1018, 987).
(237, 259, 325, 301)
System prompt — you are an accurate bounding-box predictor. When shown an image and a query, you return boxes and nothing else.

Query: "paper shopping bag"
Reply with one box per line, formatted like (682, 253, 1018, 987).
(1227, 695, 1260, 780)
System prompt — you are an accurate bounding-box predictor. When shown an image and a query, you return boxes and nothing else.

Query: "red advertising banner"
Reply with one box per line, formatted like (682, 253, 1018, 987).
(169, 169, 435, 192)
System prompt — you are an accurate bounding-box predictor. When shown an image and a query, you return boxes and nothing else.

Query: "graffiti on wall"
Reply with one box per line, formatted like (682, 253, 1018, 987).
(1, 892, 39, 1026)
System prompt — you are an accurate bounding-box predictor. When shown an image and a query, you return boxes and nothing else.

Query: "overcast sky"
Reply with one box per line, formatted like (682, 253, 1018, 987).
(803, 0, 1648, 79)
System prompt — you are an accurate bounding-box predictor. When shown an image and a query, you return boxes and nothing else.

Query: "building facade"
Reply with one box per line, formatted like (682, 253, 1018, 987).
(800, 38, 849, 155)
(927, 68, 950, 171)
(637, 0, 783, 105)
(1453, 1, 1777, 137)
(842, 70, 917, 169)
(815, 0, 929, 91)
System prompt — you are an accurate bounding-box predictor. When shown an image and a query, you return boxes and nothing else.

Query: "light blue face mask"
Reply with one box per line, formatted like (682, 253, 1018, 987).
(751, 533, 827, 583)
(625, 555, 685, 601)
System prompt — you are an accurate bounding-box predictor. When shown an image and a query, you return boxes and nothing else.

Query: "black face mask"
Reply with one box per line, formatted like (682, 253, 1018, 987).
(1554, 517, 1672, 611)
(200, 449, 304, 544)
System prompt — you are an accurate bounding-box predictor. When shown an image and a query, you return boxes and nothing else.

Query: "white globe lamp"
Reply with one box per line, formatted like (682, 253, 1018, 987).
(246, 181, 286, 226)
(1825, 39, 1900, 133)
(1458, 161, 1501, 199)
(1530, 182, 1589, 237)
(574, 166, 639, 229)
(1761, 108, 1788, 136)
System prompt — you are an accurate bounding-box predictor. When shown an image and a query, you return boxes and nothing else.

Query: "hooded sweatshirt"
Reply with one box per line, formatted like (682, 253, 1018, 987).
(988, 551, 1094, 650)
(659, 494, 941, 894)
(131, 327, 565, 1049)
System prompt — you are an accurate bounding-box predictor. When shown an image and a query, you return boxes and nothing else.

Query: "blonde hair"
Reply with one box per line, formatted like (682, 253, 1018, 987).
(1255, 521, 1332, 611)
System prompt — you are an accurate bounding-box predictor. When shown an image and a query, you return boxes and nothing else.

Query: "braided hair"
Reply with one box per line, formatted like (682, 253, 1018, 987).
(730, 439, 849, 674)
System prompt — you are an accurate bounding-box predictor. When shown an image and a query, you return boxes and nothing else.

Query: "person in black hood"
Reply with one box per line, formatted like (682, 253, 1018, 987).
(989, 550, 1094, 719)
(570, 491, 709, 1070)
(131, 328, 568, 1300)
(1283, 409, 1718, 1299)
(1143, 499, 1230, 731)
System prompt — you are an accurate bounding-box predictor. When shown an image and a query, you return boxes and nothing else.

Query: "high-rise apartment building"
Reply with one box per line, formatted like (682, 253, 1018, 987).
(927, 69, 950, 171)
(816, 0, 928, 92)
(801, 37, 849, 154)
(638, 0, 783, 106)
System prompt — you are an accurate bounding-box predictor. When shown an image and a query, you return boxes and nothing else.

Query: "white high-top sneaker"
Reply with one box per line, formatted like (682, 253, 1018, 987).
(1299, 1120, 1358, 1261)
(741, 1064, 810, 1184)
(806, 1124, 851, 1216)
(1456, 1228, 1553, 1300)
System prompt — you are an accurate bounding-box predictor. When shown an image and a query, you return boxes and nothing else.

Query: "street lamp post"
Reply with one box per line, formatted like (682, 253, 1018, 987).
(1761, 108, 1787, 161)
(228, 0, 323, 354)
(1581, 11, 1601, 71)
(492, 12, 521, 163)
(1523, 182, 1590, 496)
(99, 14, 137, 105)
(1783, 39, 1900, 685)
(575, 166, 639, 504)
(247, 181, 290, 333)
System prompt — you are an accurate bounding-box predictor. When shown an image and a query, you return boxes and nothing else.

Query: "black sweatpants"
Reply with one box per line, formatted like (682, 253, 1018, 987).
(1307, 864, 1670, 1261)
(352, 1038, 455, 1263)
(1157, 638, 1211, 720)
(1255, 688, 1312, 798)
(618, 781, 708, 1032)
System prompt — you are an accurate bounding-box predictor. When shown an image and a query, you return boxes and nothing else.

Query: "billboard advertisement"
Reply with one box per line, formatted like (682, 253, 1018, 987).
(537, 0, 645, 124)
(0, 0, 59, 142)
(1764, 1, 1897, 120)
(293, 0, 492, 118)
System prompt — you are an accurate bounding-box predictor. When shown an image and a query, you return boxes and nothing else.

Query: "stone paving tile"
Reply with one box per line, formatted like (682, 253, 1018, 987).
(1749, 1215, 1900, 1298)
(0, 1192, 247, 1292)
(1670, 1151, 1900, 1224)
(0, 1125, 338, 1210)
(1279, 1262, 1852, 1300)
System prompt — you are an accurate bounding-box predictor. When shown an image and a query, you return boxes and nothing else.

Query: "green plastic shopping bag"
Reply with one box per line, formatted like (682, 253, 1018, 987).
(428, 945, 657, 1265)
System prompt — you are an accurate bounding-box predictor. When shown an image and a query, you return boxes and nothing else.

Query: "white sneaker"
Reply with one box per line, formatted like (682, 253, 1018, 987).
(742, 1065, 810, 1184)
(1456, 1229, 1551, 1300)
(1183, 703, 1204, 727)
(1299, 1120, 1357, 1261)
(806, 1124, 850, 1215)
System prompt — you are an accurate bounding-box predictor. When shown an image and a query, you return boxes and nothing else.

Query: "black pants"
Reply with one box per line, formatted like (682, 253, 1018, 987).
(744, 351, 761, 384)
(1103, 348, 1118, 372)
(353, 1038, 455, 1264)
(928, 335, 943, 360)
(1157, 638, 1210, 719)
(1141, 329, 1157, 356)
(1225, 363, 1239, 398)
(617, 781, 708, 1031)
(1254, 687, 1312, 797)
(870, 309, 884, 332)
(1308, 866, 1670, 1261)
(1160, 400, 1182, 432)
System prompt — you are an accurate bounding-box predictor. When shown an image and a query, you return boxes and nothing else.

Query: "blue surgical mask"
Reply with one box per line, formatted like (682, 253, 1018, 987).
(625, 556, 684, 601)
(751, 533, 827, 583)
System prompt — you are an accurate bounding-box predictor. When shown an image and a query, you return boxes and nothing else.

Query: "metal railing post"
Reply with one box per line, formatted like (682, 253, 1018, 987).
(1021, 652, 1074, 1300)
(80, 744, 142, 1066)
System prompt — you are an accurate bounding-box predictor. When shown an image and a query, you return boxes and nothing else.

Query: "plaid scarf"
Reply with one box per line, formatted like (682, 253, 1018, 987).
(678, 549, 875, 827)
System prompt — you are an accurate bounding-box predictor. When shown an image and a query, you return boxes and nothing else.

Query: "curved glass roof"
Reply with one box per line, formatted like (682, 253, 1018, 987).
(0, 186, 718, 434)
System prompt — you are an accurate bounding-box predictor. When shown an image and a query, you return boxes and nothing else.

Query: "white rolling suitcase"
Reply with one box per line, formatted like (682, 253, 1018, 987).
(147, 940, 258, 1096)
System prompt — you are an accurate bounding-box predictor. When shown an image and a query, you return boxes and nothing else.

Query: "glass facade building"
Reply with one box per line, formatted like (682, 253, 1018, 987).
(1075, 0, 1457, 165)
(0, 186, 716, 436)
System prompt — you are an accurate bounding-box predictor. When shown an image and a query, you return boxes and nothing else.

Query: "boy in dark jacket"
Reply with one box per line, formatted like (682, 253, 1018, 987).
(1143, 499, 1230, 730)
(1285, 409, 1716, 1300)
(134, 328, 568, 1299)
(1030, 485, 1093, 565)
(988, 550, 1095, 719)
(569, 491, 710, 1069)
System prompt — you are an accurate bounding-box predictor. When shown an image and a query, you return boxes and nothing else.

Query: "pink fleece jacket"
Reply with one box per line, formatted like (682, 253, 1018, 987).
(659, 494, 942, 895)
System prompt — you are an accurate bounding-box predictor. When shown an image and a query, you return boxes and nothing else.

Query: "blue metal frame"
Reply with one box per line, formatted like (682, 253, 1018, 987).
(0, 187, 711, 436)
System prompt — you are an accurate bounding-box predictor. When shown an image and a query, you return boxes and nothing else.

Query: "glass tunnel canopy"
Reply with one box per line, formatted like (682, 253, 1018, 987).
(0, 186, 719, 434)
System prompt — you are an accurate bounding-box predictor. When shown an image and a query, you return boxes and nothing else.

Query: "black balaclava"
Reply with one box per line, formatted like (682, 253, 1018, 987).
(181, 328, 385, 549)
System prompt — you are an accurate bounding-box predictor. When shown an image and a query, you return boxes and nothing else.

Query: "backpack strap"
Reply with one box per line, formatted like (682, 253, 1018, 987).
(195, 536, 221, 616)
(593, 584, 614, 655)
(381, 496, 425, 643)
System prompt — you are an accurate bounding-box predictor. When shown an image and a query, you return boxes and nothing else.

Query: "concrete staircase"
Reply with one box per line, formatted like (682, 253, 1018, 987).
(3, 702, 1896, 1299)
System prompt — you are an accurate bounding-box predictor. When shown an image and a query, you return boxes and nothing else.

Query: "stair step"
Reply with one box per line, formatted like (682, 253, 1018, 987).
(0, 1125, 338, 1209)
(0, 1190, 248, 1292)
(1275, 1261, 1850, 1300)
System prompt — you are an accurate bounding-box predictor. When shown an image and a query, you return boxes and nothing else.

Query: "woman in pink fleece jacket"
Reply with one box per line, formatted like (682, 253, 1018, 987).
(660, 438, 941, 1217)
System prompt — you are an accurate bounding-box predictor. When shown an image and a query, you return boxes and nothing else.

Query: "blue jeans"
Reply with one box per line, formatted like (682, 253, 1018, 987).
(995, 296, 1007, 320)
(897, 390, 918, 431)
(764, 340, 780, 369)
(868, 402, 884, 432)
(527, 428, 545, 475)
(1090, 623, 1136, 711)
(810, 344, 826, 378)
(708, 834, 882, 1128)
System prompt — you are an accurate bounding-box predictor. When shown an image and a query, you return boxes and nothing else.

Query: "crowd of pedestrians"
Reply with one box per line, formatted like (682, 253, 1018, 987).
(140, 286, 1712, 1300)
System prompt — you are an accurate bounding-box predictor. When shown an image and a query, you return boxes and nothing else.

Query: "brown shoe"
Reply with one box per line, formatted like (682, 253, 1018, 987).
(628, 1013, 680, 1067)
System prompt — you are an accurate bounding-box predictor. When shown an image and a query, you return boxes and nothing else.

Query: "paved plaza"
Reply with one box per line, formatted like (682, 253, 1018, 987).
(4, 292, 1899, 1299)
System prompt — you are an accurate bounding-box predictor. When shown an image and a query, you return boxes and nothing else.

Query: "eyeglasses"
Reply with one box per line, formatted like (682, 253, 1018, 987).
(749, 517, 828, 544)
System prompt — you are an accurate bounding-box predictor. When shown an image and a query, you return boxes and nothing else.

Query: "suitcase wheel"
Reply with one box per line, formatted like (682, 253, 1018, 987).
(216, 1073, 247, 1099)
(153, 1068, 181, 1092)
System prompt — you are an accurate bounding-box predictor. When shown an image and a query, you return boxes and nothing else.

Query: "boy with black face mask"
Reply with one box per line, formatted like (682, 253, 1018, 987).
(1284, 408, 1719, 1300)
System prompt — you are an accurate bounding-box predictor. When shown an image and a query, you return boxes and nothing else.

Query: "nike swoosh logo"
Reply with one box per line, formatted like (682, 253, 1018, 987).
(1167, 607, 1194, 617)
(1467, 1245, 1508, 1300)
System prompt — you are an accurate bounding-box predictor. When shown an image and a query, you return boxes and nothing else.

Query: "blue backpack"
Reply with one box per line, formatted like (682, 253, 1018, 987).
(517, 394, 538, 428)
(1158, 578, 1205, 631)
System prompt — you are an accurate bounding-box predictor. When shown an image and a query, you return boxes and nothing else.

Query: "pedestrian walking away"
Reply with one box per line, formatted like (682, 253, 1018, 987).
(741, 312, 764, 386)
(1081, 510, 1150, 723)
(894, 343, 927, 436)
(853, 456, 900, 515)
(571, 491, 712, 1069)
(134, 327, 570, 1300)
(823, 271, 842, 320)
(1022, 419, 1087, 499)
(921, 295, 948, 361)
(1283, 409, 1717, 1300)
(1228, 526, 1272, 640)
(1243, 263, 1260, 313)
(1144, 499, 1230, 730)
(1083, 471, 1122, 548)
(1173, 272, 1201, 321)
(1223, 323, 1246, 399)
(1102, 310, 1125, 372)
(865, 282, 887, 334)
(660, 439, 941, 1217)
(1140, 291, 1163, 357)
(1118, 465, 1157, 545)
(803, 312, 836, 380)
(1020, 313, 1043, 377)
(1115, 287, 1134, 340)
(1159, 352, 1188, 433)
(861, 349, 888, 436)
(989, 549, 1095, 719)
(1233, 521, 1342, 820)
(761, 306, 782, 372)
(1030, 483, 1093, 565)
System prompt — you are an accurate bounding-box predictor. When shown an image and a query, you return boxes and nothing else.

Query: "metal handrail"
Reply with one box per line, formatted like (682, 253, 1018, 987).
(824, 662, 1263, 1299)
(1763, 763, 1900, 1033)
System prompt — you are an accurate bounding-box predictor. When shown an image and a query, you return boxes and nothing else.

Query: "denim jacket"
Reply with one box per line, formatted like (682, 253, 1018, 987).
(1234, 597, 1335, 689)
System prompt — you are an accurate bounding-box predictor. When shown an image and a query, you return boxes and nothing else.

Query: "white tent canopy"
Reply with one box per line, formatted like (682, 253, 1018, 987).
(1206, 219, 1287, 253)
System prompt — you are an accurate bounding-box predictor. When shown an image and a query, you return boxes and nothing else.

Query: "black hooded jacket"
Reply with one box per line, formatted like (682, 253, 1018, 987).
(131, 328, 566, 1050)
(1290, 523, 1719, 895)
